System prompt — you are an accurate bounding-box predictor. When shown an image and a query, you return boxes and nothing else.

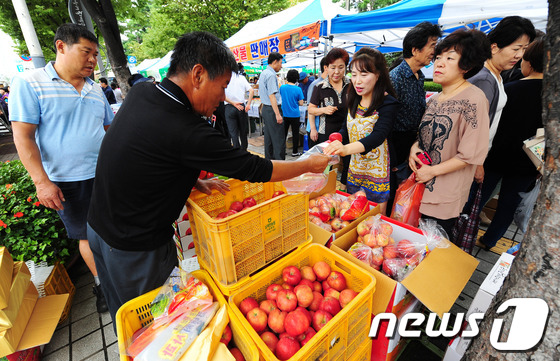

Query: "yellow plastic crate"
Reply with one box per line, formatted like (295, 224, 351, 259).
(115, 270, 258, 361)
(347, 339, 373, 361)
(187, 178, 309, 292)
(229, 244, 375, 361)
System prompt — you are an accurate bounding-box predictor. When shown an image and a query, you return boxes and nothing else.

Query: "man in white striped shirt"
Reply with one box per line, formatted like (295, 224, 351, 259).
(10, 23, 113, 313)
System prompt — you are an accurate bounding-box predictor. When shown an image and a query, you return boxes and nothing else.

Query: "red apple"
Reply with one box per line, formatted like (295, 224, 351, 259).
(242, 197, 257, 208)
(199, 170, 207, 179)
(230, 201, 244, 212)
(206, 172, 214, 178)
(276, 289, 298, 312)
(308, 291, 323, 312)
(268, 309, 287, 334)
(282, 266, 302, 286)
(229, 348, 245, 361)
(376, 233, 389, 247)
(261, 331, 279, 353)
(298, 327, 317, 346)
(220, 324, 232, 345)
(312, 261, 331, 281)
(294, 284, 313, 308)
(296, 307, 312, 325)
(329, 132, 343, 142)
(312, 310, 333, 332)
(266, 284, 283, 301)
(323, 288, 340, 300)
(312, 281, 322, 293)
(276, 338, 301, 360)
(225, 210, 238, 217)
(322, 280, 331, 292)
(281, 283, 294, 291)
(406, 253, 422, 267)
(397, 239, 417, 258)
(297, 279, 314, 290)
(371, 247, 384, 267)
(259, 299, 278, 315)
(363, 233, 377, 248)
(239, 297, 259, 316)
(327, 271, 347, 291)
(272, 190, 285, 198)
(278, 332, 297, 340)
(383, 244, 399, 259)
(320, 296, 341, 316)
(285, 310, 311, 337)
(216, 211, 229, 219)
(356, 221, 370, 237)
(339, 289, 358, 308)
(247, 308, 268, 333)
(300, 266, 316, 282)
(380, 222, 393, 236)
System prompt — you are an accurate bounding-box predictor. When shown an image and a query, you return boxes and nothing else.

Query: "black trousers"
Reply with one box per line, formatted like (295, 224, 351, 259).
(87, 223, 178, 334)
(284, 116, 300, 153)
(225, 103, 249, 150)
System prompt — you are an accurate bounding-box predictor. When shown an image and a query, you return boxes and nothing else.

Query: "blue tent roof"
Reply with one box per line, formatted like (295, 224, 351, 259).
(331, 0, 445, 34)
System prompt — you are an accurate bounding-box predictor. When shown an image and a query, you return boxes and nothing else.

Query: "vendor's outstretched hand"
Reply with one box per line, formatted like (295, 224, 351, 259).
(305, 153, 330, 173)
(195, 178, 230, 195)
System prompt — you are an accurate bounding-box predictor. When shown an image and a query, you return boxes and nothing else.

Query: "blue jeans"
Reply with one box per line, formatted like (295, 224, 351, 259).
(476, 170, 537, 248)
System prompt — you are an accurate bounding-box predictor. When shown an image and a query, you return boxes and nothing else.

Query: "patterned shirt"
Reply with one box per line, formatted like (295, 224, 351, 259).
(389, 60, 426, 132)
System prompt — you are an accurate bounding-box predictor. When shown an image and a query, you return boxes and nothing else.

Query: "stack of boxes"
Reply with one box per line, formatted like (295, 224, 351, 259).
(0, 247, 69, 359)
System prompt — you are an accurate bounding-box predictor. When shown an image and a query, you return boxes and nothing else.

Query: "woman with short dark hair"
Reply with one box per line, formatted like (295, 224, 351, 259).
(477, 37, 545, 250)
(408, 29, 492, 236)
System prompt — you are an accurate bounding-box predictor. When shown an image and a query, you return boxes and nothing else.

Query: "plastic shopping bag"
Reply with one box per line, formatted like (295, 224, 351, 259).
(390, 173, 425, 227)
(282, 142, 340, 194)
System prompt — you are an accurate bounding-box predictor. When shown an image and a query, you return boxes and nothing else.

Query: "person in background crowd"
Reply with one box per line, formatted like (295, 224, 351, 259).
(110, 82, 123, 103)
(259, 52, 285, 160)
(462, 16, 536, 225)
(0, 87, 9, 119)
(85, 32, 329, 326)
(9, 23, 113, 313)
(308, 48, 350, 146)
(224, 63, 254, 150)
(306, 57, 328, 145)
(280, 69, 305, 157)
(298, 72, 310, 102)
(147, 75, 156, 84)
(476, 37, 544, 251)
(409, 29, 491, 236)
(99, 77, 116, 105)
(388, 22, 442, 210)
(308, 48, 351, 188)
(467, 16, 536, 184)
(324, 48, 399, 214)
(128, 73, 152, 87)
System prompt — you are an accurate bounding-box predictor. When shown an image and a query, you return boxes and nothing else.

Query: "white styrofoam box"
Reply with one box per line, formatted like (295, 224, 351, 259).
(455, 253, 515, 354)
(443, 337, 462, 361)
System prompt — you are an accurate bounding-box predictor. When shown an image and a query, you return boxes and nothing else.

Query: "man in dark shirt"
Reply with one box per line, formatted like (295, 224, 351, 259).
(86, 31, 329, 325)
(99, 77, 116, 104)
(387, 22, 441, 211)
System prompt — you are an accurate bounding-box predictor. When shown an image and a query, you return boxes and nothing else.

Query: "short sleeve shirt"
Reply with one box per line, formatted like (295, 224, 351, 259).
(309, 77, 349, 135)
(259, 66, 281, 106)
(418, 86, 489, 219)
(9, 62, 114, 181)
(279, 84, 304, 117)
(389, 60, 426, 132)
(225, 72, 252, 104)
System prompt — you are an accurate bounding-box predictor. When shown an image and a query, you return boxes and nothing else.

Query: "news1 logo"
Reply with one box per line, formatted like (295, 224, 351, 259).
(369, 298, 549, 351)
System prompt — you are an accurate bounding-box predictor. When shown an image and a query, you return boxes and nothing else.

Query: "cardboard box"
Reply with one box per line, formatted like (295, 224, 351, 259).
(0, 263, 31, 329)
(0, 288, 68, 358)
(332, 216, 479, 317)
(371, 299, 421, 361)
(454, 253, 514, 355)
(442, 337, 462, 361)
(0, 248, 14, 310)
(308, 171, 381, 246)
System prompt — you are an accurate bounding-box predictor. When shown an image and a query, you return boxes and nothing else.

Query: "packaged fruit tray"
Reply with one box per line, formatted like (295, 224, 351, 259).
(229, 244, 375, 361)
(115, 270, 258, 361)
(187, 178, 310, 293)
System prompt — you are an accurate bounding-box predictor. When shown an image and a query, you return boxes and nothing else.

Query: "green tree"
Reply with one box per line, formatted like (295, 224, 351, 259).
(334, 0, 399, 12)
(130, 0, 291, 59)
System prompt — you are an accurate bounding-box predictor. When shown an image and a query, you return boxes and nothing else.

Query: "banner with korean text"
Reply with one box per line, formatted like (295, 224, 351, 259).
(230, 21, 321, 63)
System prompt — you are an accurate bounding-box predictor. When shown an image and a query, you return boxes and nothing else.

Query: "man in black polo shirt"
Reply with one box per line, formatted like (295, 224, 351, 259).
(87, 31, 328, 325)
